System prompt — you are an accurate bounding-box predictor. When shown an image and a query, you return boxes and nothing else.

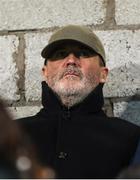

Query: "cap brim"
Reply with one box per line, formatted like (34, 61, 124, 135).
(41, 39, 96, 58)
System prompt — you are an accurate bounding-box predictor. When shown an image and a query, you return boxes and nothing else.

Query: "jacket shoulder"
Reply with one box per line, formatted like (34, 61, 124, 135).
(16, 108, 46, 124)
(108, 116, 140, 137)
(17, 115, 38, 124)
(16, 108, 48, 133)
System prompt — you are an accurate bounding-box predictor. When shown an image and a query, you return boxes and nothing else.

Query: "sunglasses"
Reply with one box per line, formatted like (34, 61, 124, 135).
(47, 48, 98, 61)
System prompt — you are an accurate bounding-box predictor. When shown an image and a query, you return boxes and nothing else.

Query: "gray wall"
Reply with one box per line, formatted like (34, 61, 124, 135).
(0, 0, 140, 125)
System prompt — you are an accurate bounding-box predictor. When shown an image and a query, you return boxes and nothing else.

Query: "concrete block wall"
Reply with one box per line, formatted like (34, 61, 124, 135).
(0, 0, 140, 125)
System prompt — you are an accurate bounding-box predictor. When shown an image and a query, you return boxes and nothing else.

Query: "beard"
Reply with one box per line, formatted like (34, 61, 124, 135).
(46, 65, 99, 107)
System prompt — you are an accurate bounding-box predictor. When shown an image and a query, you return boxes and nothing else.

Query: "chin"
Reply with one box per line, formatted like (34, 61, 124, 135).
(54, 81, 85, 96)
(58, 84, 78, 92)
(61, 80, 81, 88)
(63, 75, 80, 81)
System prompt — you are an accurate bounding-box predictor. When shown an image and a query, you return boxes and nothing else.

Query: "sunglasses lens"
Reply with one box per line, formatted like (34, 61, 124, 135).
(76, 49, 96, 58)
(49, 50, 69, 60)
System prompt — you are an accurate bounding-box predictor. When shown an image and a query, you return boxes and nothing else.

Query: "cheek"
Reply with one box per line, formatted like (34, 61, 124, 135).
(81, 62, 100, 75)
(46, 62, 61, 76)
(81, 63, 101, 82)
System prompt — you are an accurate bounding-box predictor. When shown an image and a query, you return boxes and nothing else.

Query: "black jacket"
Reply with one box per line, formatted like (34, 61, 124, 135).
(18, 81, 140, 178)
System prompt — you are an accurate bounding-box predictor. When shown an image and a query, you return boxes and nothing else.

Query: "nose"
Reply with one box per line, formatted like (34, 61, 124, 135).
(64, 53, 79, 66)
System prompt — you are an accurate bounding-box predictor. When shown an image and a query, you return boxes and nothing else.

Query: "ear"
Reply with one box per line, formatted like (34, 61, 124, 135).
(42, 65, 48, 78)
(99, 67, 109, 83)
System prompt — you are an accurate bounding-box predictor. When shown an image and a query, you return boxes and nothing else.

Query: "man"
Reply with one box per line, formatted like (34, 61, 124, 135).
(18, 25, 140, 178)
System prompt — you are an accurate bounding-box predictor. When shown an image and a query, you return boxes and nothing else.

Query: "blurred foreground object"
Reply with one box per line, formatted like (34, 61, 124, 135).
(117, 165, 140, 179)
(0, 99, 55, 178)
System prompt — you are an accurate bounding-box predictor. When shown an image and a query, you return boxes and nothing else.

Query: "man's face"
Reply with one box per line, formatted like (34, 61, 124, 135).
(42, 42, 108, 107)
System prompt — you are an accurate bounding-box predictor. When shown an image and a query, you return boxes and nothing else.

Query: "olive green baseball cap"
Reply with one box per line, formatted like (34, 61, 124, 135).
(41, 25, 106, 66)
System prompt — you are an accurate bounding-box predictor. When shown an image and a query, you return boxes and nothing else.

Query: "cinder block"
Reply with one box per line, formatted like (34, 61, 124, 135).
(0, 0, 106, 31)
(96, 30, 140, 98)
(24, 32, 52, 101)
(8, 106, 42, 119)
(113, 101, 140, 126)
(0, 35, 20, 101)
(115, 0, 140, 25)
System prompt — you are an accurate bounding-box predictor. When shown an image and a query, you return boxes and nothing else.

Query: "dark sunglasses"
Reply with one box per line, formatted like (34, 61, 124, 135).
(47, 48, 98, 61)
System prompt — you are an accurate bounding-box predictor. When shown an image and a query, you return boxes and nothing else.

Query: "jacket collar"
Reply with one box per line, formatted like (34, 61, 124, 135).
(41, 81, 104, 114)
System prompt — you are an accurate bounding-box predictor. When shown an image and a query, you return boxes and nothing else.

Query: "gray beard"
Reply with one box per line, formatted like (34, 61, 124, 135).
(54, 83, 94, 108)
(46, 66, 99, 108)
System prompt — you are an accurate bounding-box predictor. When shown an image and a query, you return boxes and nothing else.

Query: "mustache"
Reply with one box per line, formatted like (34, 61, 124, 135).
(60, 66, 83, 79)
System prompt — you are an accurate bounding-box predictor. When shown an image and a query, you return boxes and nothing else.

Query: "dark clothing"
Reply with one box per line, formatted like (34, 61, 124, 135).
(18, 81, 140, 178)
(0, 156, 20, 178)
